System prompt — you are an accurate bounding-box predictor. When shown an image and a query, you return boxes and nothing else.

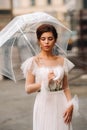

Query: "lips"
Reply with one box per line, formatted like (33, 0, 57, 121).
(44, 46, 50, 48)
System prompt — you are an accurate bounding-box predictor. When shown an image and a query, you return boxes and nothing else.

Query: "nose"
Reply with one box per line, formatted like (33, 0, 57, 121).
(45, 38, 49, 44)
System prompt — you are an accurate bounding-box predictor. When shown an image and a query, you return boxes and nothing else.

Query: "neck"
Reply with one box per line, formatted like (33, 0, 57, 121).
(39, 50, 54, 59)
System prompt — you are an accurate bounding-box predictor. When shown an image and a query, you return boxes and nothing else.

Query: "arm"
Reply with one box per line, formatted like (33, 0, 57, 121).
(63, 74, 72, 101)
(25, 71, 41, 94)
(62, 74, 73, 124)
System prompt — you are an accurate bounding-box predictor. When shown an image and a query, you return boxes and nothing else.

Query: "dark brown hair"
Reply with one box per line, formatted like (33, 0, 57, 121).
(36, 24, 58, 40)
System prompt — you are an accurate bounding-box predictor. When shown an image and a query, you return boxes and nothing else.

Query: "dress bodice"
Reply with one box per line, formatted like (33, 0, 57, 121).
(34, 65, 64, 91)
(21, 56, 74, 92)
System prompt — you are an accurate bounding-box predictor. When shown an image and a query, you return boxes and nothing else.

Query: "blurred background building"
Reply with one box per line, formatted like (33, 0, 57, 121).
(0, 0, 79, 29)
(0, 0, 86, 35)
(0, 0, 61, 29)
(0, 0, 87, 45)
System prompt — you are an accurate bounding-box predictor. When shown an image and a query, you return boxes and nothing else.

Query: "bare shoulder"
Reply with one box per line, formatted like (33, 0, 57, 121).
(55, 55, 64, 65)
(55, 55, 64, 61)
(32, 55, 40, 65)
(26, 56, 37, 64)
(33, 55, 39, 61)
(30, 56, 37, 61)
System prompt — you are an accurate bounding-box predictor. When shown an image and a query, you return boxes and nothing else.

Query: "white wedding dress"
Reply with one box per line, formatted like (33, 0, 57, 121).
(21, 56, 78, 130)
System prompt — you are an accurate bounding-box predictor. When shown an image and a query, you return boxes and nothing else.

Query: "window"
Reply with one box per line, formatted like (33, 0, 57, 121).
(31, 0, 35, 6)
(83, 0, 87, 8)
(0, 0, 11, 9)
(47, 0, 51, 5)
(63, 0, 68, 4)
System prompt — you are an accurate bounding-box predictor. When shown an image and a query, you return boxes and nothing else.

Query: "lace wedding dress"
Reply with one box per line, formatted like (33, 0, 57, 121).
(21, 56, 78, 130)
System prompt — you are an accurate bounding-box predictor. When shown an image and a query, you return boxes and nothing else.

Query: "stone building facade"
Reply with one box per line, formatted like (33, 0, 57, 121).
(0, 0, 69, 29)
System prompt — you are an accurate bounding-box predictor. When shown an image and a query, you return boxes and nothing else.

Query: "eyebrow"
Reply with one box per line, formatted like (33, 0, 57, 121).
(40, 36, 54, 38)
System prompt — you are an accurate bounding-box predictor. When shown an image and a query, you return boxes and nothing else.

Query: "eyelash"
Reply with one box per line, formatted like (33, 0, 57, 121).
(40, 37, 54, 41)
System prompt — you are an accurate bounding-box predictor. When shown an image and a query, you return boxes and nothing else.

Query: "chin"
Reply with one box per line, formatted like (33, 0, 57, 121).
(44, 49, 51, 52)
(43, 48, 52, 51)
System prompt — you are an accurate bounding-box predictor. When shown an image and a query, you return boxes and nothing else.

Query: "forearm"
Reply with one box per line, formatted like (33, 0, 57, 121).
(25, 83, 41, 94)
(63, 74, 72, 102)
(64, 88, 73, 116)
(64, 88, 72, 102)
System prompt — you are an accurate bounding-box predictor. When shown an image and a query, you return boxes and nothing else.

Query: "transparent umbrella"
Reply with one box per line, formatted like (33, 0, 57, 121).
(0, 12, 72, 82)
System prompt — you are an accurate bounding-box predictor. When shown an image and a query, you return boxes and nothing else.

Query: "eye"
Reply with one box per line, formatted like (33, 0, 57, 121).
(40, 37, 45, 41)
(48, 37, 54, 41)
(40, 37, 54, 41)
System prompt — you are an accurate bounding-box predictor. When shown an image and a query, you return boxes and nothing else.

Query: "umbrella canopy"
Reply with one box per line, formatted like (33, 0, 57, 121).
(0, 12, 72, 82)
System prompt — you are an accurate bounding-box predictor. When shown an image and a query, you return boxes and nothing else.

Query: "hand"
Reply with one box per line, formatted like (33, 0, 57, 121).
(54, 78, 61, 86)
(63, 105, 73, 124)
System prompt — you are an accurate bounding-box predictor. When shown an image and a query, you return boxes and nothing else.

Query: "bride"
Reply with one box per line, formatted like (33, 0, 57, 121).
(21, 24, 77, 130)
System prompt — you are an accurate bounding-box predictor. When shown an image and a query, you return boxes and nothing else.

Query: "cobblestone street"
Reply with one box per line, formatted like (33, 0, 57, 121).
(0, 68, 87, 130)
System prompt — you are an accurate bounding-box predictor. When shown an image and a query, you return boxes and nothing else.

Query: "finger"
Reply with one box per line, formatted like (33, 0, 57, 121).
(63, 108, 73, 124)
(63, 112, 68, 119)
(48, 75, 55, 81)
(56, 80, 60, 85)
(64, 113, 68, 122)
(65, 116, 70, 124)
(63, 112, 69, 123)
(63, 110, 67, 117)
(64, 113, 72, 124)
(66, 116, 72, 124)
(64, 114, 70, 124)
(48, 73, 55, 78)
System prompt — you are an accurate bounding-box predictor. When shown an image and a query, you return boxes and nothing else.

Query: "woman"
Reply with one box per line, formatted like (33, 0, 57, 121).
(21, 24, 75, 130)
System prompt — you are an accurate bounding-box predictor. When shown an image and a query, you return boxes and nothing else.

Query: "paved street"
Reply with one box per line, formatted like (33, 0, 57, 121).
(0, 68, 87, 130)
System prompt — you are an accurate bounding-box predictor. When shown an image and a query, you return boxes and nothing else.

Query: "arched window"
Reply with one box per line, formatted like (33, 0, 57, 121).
(31, 0, 35, 6)
(47, 0, 51, 5)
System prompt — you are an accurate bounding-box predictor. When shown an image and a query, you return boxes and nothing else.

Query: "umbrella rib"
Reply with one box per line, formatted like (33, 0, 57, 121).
(16, 23, 37, 55)
(10, 38, 17, 82)
(55, 43, 67, 56)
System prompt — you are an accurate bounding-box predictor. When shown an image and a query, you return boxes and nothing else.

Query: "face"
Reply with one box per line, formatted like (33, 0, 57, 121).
(38, 32, 56, 52)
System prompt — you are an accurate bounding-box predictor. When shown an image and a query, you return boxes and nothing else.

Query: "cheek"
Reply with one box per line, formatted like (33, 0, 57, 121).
(38, 41, 44, 48)
(51, 41, 56, 47)
(39, 40, 44, 46)
(38, 40, 42, 46)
